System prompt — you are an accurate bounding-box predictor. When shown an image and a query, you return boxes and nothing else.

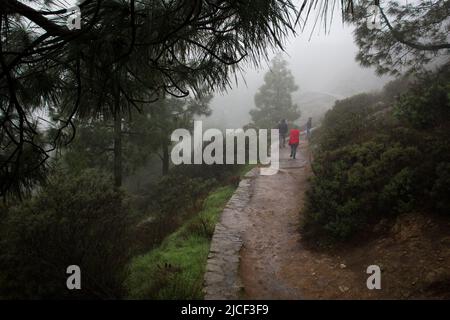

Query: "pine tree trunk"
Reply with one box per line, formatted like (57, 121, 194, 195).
(113, 85, 122, 189)
(162, 140, 169, 176)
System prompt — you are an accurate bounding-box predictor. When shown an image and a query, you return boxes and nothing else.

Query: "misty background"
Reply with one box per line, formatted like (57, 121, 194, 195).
(201, 15, 392, 130)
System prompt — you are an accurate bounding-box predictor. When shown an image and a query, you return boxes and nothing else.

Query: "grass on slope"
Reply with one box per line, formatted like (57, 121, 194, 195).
(125, 185, 235, 299)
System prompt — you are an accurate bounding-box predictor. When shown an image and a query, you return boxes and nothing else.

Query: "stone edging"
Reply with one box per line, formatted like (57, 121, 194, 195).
(203, 167, 258, 299)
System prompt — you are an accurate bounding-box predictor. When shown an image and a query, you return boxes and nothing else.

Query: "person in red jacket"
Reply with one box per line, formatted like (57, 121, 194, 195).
(288, 128, 300, 159)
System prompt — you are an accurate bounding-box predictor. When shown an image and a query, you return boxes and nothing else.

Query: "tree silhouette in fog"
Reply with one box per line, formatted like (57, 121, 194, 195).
(250, 56, 300, 129)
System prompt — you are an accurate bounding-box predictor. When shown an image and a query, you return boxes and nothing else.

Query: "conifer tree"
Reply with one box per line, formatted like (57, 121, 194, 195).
(250, 56, 301, 128)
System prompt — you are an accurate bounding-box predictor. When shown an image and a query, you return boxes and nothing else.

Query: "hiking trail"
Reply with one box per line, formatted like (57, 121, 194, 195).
(204, 141, 313, 299)
(204, 140, 450, 299)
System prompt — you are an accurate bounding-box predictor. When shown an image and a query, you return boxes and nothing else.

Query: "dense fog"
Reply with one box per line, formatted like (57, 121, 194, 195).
(203, 15, 391, 129)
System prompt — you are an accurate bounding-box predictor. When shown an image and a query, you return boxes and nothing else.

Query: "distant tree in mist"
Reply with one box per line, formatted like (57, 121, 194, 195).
(249, 56, 301, 128)
(61, 93, 212, 178)
(145, 94, 212, 176)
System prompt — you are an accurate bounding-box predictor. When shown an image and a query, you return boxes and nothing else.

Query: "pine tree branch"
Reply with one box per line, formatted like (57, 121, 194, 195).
(378, 4, 450, 51)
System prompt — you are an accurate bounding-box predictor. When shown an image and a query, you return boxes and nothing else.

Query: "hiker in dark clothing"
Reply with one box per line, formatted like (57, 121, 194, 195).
(277, 119, 288, 147)
(306, 117, 312, 140)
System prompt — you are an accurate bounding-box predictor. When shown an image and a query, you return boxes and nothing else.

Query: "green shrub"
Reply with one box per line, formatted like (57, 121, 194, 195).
(394, 78, 450, 129)
(314, 93, 379, 151)
(431, 162, 450, 214)
(379, 167, 416, 213)
(304, 136, 429, 240)
(151, 175, 216, 215)
(303, 68, 450, 242)
(0, 169, 133, 299)
(133, 173, 216, 252)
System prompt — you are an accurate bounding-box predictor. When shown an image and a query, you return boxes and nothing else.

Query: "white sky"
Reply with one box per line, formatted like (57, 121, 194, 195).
(206, 6, 393, 128)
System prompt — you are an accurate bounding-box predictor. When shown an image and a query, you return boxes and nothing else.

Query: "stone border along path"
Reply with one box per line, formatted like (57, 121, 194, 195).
(203, 167, 258, 299)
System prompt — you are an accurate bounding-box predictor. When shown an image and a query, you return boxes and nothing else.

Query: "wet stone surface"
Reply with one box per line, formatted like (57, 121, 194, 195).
(203, 168, 257, 300)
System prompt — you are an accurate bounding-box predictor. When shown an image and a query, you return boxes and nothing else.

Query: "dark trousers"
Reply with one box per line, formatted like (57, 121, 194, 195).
(306, 128, 311, 140)
(280, 134, 286, 147)
(290, 143, 298, 159)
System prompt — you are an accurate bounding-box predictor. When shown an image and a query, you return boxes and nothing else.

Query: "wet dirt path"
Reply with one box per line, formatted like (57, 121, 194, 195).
(239, 142, 310, 299)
